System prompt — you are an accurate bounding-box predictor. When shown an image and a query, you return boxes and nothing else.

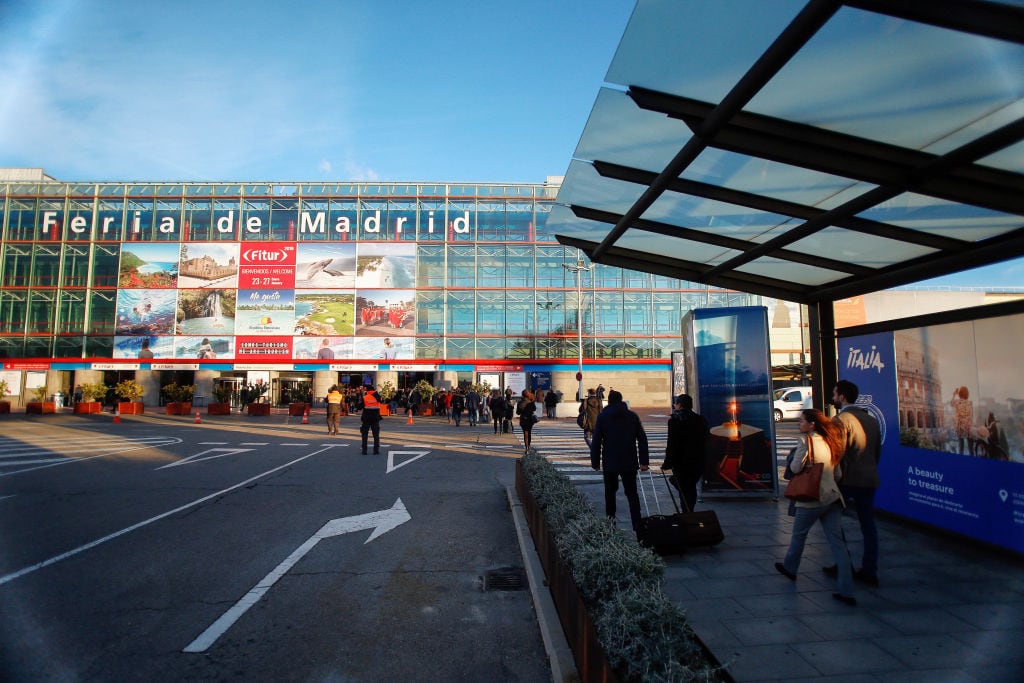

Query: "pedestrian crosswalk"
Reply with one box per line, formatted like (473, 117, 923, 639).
(522, 419, 800, 486)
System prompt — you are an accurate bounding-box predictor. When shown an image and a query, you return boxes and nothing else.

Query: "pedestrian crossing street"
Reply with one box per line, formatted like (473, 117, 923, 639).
(523, 419, 799, 485)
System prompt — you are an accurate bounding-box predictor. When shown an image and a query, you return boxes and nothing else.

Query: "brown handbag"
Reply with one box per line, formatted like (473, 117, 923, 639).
(784, 438, 823, 502)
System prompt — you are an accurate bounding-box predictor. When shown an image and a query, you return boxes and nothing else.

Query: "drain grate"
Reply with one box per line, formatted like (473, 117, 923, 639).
(482, 567, 527, 591)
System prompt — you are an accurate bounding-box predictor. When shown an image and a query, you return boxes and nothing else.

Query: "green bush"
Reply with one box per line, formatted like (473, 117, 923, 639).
(519, 452, 723, 682)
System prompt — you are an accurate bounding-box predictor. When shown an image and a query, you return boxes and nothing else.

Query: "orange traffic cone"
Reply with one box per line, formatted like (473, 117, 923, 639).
(112, 407, 120, 424)
(195, 409, 201, 424)
(301, 409, 309, 424)
(407, 411, 414, 425)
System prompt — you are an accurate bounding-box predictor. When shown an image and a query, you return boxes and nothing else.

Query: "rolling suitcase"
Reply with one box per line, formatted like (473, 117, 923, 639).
(637, 472, 724, 553)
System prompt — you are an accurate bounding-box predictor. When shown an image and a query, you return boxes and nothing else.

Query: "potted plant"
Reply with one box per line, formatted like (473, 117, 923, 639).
(163, 382, 195, 415)
(0, 378, 10, 414)
(413, 379, 437, 416)
(74, 382, 107, 414)
(114, 379, 146, 414)
(377, 381, 395, 417)
(288, 381, 311, 416)
(208, 383, 234, 415)
(26, 386, 56, 414)
(241, 383, 270, 416)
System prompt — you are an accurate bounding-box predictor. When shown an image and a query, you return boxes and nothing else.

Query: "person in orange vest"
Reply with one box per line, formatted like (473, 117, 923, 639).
(360, 385, 382, 454)
(326, 385, 343, 436)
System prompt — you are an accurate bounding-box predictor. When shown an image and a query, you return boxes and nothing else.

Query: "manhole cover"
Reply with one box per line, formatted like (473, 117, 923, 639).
(482, 567, 527, 591)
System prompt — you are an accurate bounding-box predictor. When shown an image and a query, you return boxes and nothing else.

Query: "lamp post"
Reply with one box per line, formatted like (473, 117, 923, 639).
(563, 257, 592, 402)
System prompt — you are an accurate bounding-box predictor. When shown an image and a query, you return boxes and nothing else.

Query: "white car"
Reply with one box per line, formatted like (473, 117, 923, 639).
(773, 386, 812, 422)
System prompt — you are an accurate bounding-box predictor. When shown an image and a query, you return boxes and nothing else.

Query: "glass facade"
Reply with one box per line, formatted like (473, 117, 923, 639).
(0, 179, 758, 365)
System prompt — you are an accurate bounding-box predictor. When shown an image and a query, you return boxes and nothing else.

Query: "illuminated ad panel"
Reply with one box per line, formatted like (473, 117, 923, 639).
(839, 313, 1024, 554)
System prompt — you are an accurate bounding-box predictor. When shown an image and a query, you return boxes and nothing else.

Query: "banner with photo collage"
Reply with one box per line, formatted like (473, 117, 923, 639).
(112, 241, 417, 362)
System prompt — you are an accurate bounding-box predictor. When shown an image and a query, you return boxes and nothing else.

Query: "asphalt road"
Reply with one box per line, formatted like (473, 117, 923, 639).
(0, 413, 549, 682)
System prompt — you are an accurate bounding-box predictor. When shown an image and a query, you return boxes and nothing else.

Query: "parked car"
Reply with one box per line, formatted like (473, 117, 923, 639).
(773, 386, 812, 422)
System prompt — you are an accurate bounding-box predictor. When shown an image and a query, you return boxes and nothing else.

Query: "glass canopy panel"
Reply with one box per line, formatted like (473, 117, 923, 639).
(982, 138, 1024, 174)
(574, 88, 691, 172)
(683, 148, 867, 208)
(788, 227, 936, 267)
(735, 257, 852, 287)
(643, 189, 794, 239)
(605, 0, 805, 103)
(555, 161, 646, 216)
(857, 193, 1023, 242)
(547, 205, 622, 247)
(747, 6, 1024, 152)
(616, 231, 741, 265)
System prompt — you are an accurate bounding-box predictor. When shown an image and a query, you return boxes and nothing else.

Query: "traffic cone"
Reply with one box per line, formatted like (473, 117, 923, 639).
(301, 409, 309, 424)
(195, 409, 201, 424)
(407, 411, 414, 425)
(113, 407, 120, 424)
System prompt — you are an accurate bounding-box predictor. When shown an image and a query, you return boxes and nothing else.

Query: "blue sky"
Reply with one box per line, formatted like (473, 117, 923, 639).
(0, 0, 1020, 289)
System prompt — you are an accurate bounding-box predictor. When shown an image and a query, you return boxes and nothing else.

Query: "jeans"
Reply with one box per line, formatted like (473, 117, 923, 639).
(452, 409, 462, 426)
(783, 501, 854, 597)
(840, 484, 879, 578)
(602, 470, 642, 531)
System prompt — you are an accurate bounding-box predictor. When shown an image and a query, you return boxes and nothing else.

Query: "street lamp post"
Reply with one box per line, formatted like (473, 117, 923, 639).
(563, 257, 592, 402)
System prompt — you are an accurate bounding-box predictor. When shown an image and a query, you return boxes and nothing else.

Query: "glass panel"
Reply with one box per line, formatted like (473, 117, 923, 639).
(0, 291, 27, 334)
(593, 291, 623, 335)
(6, 199, 37, 241)
(88, 291, 117, 335)
(416, 292, 444, 334)
(653, 292, 682, 335)
(297, 200, 330, 242)
(31, 246, 61, 287)
(61, 245, 91, 287)
(477, 291, 505, 333)
(2, 245, 33, 287)
(124, 199, 154, 242)
(91, 245, 120, 288)
(58, 291, 87, 334)
(270, 198, 298, 240)
(533, 201, 557, 243)
(536, 293, 568, 335)
(185, 199, 213, 241)
(447, 246, 476, 288)
(446, 291, 475, 333)
(476, 337, 506, 360)
(418, 201, 446, 242)
(416, 335, 443, 359)
(506, 201, 533, 243)
(66, 198, 95, 242)
(86, 335, 113, 358)
(53, 336, 85, 358)
(857, 193, 1023, 242)
(154, 199, 182, 242)
(506, 247, 534, 288)
(417, 246, 445, 288)
(623, 293, 651, 335)
(507, 337, 534, 359)
(506, 291, 534, 334)
(445, 337, 474, 359)
(390, 201, 417, 243)
(327, 198, 358, 242)
(447, 201, 474, 242)
(535, 246, 570, 288)
(477, 246, 504, 288)
(241, 199, 270, 241)
(28, 290, 56, 333)
(24, 337, 52, 358)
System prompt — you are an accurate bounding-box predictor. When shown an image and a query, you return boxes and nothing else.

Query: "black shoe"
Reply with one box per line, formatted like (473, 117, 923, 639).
(832, 593, 857, 606)
(361, 451, 367, 455)
(822, 564, 838, 577)
(774, 562, 796, 581)
(853, 569, 879, 587)
(373, 450, 379, 455)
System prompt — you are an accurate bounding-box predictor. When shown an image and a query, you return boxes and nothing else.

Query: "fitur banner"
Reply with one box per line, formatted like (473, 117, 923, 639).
(839, 312, 1024, 554)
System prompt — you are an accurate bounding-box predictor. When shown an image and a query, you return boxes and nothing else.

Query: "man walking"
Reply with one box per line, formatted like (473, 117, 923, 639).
(360, 385, 382, 454)
(825, 379, 882, 586)
(326, 384, 343, 435)
(662, 394, 709, 512)
(590, 390, 649, 532)
(466, 387, 481, 426)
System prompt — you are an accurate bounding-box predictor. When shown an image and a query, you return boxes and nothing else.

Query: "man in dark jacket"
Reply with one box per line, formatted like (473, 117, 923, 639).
(590, 390, 649, 531)
(662, 394, 709, 512)
(360, 385, 382, 454)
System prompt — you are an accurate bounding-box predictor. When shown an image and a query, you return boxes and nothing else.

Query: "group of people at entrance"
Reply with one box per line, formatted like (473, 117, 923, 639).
(587, 380, 881, 608)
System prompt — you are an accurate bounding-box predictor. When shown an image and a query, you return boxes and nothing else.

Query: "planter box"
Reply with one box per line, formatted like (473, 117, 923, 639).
(0, 401, 10, 414)
(117, 402, 144, 415)
(74, 402, 102, 414)
(165, 402, 192, 415)
(288, 403, 309, 416)
(27, 401, 56, 414)
(516, 460, 621, 682)
(207, 403, 231, 416)
(379, 404, 390, 417)
(419, 404, 433, 416)
(247, 403, 271, 416)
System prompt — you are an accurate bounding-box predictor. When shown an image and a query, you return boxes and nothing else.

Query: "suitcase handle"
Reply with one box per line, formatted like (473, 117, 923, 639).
(659, 470, 690, 514)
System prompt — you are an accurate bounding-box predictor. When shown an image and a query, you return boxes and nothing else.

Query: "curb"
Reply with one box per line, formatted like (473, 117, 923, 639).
(506, 486, 579, 683)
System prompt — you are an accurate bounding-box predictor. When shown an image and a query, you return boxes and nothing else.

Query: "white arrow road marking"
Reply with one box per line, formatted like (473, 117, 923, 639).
(385, 450, 429, 473)
(0, 446, 333, 587)
(183, 498, 411, 653)
(156, 448, 253, 470)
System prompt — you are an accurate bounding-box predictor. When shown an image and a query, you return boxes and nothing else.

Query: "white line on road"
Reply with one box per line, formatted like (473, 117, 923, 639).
(0, 446, 333, 587)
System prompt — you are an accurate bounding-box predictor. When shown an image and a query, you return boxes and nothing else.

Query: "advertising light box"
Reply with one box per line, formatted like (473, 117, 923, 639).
(838, 312, 1024, 554)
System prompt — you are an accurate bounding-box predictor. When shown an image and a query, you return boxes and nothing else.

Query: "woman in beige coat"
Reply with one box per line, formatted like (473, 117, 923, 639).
(775, 409, 856, 605)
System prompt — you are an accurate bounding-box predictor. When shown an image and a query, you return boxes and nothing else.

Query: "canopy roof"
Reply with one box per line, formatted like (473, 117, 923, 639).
(553, 0, 1024, 304)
